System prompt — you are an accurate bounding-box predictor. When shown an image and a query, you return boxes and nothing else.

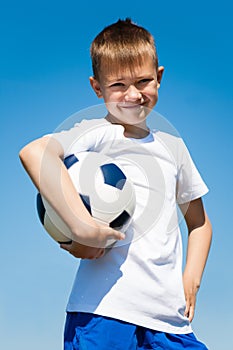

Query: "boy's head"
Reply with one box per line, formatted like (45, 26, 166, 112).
(90, 18, 159, 81)
(89, 19, 163, 133)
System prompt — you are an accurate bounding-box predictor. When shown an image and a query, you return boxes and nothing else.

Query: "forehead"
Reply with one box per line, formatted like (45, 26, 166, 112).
(99, 56, 157, 82)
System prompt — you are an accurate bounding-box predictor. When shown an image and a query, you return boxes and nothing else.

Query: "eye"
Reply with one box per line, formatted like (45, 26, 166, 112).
(109, 82, 125, 88)
(138, 78, 153, 85)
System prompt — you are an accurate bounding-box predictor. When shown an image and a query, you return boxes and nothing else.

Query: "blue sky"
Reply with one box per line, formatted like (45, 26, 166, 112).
(1, 0, 233, 349)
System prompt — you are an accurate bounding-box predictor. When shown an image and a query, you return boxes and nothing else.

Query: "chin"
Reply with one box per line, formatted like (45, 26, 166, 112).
(115, 107, 149, 124)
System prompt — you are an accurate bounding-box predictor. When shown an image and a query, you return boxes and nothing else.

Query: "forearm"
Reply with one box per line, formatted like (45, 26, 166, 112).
(180, 200, 212, 322)
(19, 136, 124, 250)
(184, 211, 212, 286)
(19, 136, 97, 242)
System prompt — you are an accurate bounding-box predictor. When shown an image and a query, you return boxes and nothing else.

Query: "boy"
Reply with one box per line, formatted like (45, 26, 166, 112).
(19, 19, 212, 349)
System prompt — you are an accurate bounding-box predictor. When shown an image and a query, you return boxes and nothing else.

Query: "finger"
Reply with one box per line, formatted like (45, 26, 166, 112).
(108, 228, 125, 241)
(97, 248, 105, 258)
(184, 297, 196, 322)
(184, 301, 190, 318)
(89, 248, 105, 260)
(60, 243, 72, 251)
(188, 305, 195, 322)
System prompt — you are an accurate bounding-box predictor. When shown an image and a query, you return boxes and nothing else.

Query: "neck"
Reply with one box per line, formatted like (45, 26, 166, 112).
(123, 126, 150, 139)
(105, 114, 150, 139)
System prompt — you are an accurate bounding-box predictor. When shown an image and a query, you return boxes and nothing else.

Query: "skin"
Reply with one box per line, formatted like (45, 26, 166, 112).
(19, 55, 212, 320)
(180, 199, 212, 322)
(90, 59, 164, 138)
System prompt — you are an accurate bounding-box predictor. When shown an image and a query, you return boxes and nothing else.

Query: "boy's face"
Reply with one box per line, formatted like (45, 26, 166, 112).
(90, 57, 164, 135)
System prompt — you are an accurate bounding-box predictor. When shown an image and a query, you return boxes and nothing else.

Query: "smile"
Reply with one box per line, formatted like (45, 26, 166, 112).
(118, 103, 145, 109)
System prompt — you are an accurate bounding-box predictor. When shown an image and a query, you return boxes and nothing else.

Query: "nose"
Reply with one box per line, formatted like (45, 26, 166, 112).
(125, 85, 142, 102)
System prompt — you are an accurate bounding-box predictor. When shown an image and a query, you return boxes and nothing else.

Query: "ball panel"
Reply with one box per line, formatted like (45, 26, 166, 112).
(109, 210, 131, 231)
(64, 154, 79, 169)
(41, 197, 73, 240)
(91, 178, 136, 216)
(79, 194, 92, 214)
(100, 163, 126, 190)
(36, 193, 45, 224)
(44, 213, 72, 244)
(36, 194, 72, 243)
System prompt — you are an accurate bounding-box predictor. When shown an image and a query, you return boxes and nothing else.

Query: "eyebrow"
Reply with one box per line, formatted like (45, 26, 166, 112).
(106, 74, 154, 83)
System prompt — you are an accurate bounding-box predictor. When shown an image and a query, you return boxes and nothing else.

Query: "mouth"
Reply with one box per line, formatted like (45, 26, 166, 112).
(118, 102, 145, 109)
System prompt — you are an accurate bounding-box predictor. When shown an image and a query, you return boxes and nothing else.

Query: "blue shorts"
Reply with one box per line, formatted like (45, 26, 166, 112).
(64, 312, 208, 350)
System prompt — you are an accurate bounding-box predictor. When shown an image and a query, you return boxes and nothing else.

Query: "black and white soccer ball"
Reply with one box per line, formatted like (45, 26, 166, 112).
(36, 151, 136, 246)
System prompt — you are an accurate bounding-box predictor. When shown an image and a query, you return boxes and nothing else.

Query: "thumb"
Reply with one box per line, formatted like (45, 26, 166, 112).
(111, 228, 125, 241)
(95, 219, 126, 241)
(103, 226, 125, 240)
(104, 228, 125, 248)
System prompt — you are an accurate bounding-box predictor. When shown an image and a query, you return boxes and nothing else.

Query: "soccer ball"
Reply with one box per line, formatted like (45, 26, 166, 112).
(36, 151, 136, 246)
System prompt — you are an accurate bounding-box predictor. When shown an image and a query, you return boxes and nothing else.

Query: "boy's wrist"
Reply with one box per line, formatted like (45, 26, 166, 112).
(183, 269, 201, 291)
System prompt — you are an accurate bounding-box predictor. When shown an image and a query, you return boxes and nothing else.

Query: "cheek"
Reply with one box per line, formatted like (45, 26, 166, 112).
(103, 96, 118, 113)
(147, 87, 158, 101)
(103, 91, 123, 103)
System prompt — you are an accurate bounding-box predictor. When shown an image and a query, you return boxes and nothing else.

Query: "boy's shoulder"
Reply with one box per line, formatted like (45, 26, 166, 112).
(151, 129, 190, 165)
(152, 129, 184, 151)
(54, 118, 112, 141)
(52, 117, 124, 156)
(73, 117, 109, 130)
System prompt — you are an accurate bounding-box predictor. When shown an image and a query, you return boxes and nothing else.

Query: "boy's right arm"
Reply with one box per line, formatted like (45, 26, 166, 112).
(19, 136, 125, 258)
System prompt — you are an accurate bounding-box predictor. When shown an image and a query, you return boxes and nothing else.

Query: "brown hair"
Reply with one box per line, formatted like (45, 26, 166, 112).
(90, 18, 159, 81)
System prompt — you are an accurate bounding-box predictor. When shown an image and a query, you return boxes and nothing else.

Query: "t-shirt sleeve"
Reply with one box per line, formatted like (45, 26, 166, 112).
(51, 122, 88, 157)
(176, 139, 209, 204)
(49, 119, 104, 157)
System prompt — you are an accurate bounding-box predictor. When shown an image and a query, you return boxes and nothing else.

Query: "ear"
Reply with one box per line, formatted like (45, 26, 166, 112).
(89, 76, 103, 98)
(157, 66, 164, 89)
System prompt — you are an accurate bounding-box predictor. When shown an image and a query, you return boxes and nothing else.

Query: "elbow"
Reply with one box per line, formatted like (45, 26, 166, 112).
(205, 212, 213, 239)
(19, 144, 30, 167)
(19, 137, 50, 165)
(19, 142, 37, 169)
(19, 137, 64, 176)
(19, 144, 29, 163)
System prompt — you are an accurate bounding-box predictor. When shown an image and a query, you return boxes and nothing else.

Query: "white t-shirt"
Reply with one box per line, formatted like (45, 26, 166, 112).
(52, 118, 208, 334)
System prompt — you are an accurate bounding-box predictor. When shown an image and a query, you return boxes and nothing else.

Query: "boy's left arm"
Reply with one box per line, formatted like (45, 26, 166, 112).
(179, 198, 212, 322)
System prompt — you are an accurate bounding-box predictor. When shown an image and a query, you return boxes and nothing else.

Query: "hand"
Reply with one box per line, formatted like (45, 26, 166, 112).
(60, 241, 105, 259)
(60, 217, 126, 259)
(71, 220, 125, 249)
(183, 273, 200, 322)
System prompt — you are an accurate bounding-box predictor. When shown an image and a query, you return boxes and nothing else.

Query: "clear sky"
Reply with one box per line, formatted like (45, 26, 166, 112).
(1, 0, 233, 349)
